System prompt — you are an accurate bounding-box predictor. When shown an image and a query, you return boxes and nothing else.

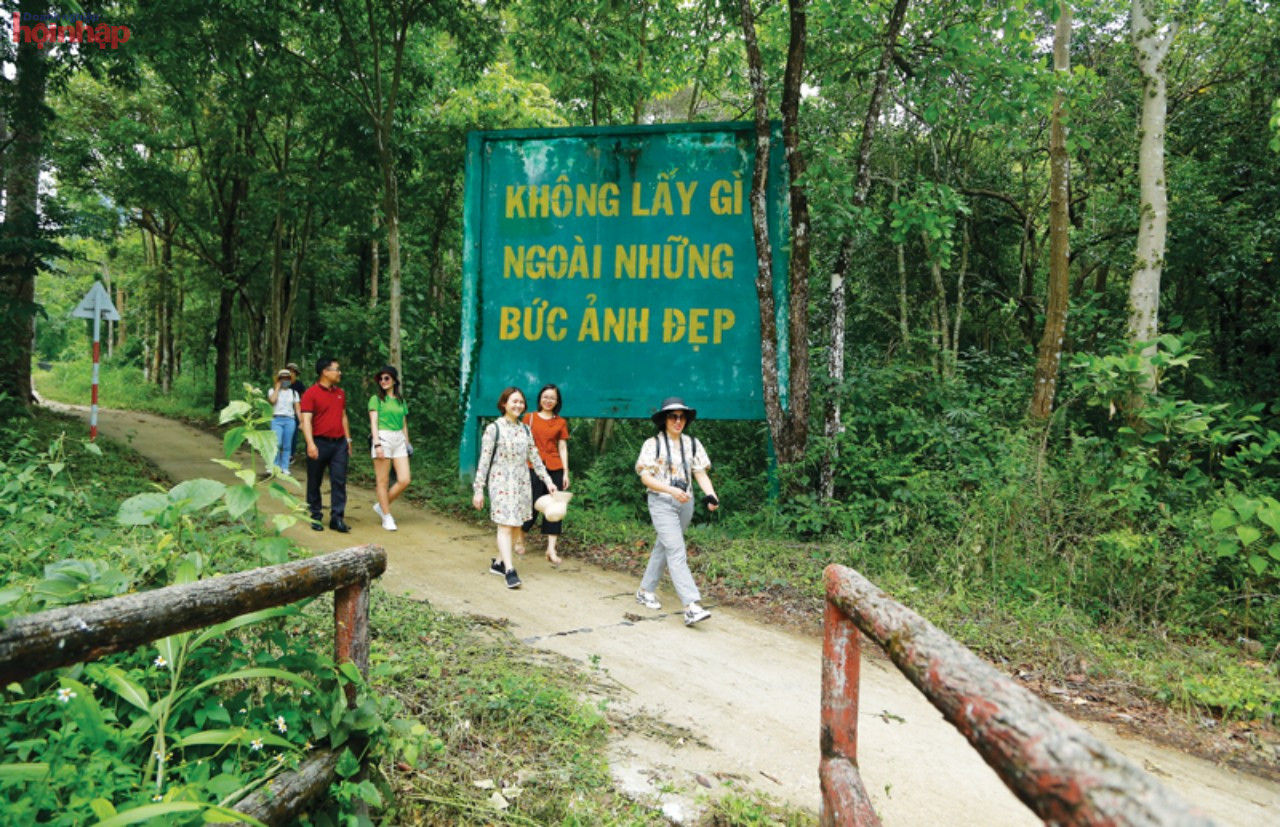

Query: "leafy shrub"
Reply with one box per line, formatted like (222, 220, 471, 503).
(0, 399, 416, 824)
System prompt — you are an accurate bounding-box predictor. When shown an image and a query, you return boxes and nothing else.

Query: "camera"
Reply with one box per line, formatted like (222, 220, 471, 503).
(670, 479, 689, 492)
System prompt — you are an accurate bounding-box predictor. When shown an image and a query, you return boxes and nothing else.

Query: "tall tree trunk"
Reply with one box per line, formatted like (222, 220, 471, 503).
(590, 418, 615, 455)
(780, 0, 811, 458)
(952, 218, 969, 359)
(892, 162, 910, 350)
(897, 234, 909, 344)
(1128, 0, 1177, 384)
(161, 223, 176, 393)
(633, 1, 648, 124)
(283, 205, 313, 367)
(819, 0, 911, 500)
(926, 234, 952, 376)
(142, 225, 159, 385)
(0, 0, 48, 408)
(213, 285, 235, 410)
(270, 212, 285, 371)
(369, 213, 380, 309)
(1030, 4, 1073, 421)
(115, 285, 126, 355)
(740, 0, 818, 469)
(739, 0, 792, 463)
(101, 259, 114, 359)
(212, 126, 251, 412)
(377, 130, 403, 374)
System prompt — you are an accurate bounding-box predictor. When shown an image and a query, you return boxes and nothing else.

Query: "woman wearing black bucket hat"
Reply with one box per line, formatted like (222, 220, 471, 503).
(634, 396, 719, 626)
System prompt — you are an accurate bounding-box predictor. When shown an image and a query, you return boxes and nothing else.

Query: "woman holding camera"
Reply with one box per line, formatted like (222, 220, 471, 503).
(268, 368, 302, 476)
(634, 396, 719, 626)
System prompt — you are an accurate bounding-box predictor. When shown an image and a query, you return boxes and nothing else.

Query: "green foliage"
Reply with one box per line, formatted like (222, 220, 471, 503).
(114, 387, 307, 562)
(1210, 493, 1280, 578)
(1068, 335, 1280, 529)
(705, 791, 815, 826)
(1270, 98, 1280, 153)
(888, 181, 971, 268)
(0, 601, 384, 825)
(0, 416, 406, 825)
(0, 415, 168, 623)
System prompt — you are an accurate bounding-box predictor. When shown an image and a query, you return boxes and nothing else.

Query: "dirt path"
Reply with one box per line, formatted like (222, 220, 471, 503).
(56, 405, 1280, 825)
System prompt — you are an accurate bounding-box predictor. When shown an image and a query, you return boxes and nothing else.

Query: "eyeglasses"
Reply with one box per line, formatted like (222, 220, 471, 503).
(324, 366, 341, 373)
(666, 412, 686, 421)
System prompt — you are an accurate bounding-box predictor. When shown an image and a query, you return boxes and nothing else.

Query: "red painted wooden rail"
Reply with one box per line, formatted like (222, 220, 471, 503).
(821, 564, 1219, 826)
(0, 545, 386, 826)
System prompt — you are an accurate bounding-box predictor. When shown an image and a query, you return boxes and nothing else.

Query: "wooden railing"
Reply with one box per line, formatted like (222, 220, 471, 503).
(820, 564, 1219, 826)
(0, 545, 386, 826)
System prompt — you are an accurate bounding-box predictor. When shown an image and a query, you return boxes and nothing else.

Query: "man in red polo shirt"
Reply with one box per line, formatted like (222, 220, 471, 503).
(300, 357, 353, 532)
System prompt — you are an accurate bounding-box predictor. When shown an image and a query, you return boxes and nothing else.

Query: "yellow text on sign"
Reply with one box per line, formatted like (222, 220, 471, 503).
(662, 308, 736, 346)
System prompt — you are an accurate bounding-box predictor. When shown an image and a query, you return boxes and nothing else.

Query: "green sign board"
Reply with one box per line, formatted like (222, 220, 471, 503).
(459, 122, 788, 475)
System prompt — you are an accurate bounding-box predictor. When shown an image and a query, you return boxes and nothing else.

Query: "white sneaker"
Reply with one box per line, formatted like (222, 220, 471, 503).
(373, 502, 385, 518)
(381, 513, 397, 531)
(683, 604, 711, 626)
(635, 589, 661, 610)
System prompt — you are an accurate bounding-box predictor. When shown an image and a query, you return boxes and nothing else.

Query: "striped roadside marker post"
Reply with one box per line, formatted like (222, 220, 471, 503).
(70, 282, 121, 442)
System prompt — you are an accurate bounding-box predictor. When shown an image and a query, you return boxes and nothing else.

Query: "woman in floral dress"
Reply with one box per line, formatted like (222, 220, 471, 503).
(472, 387, 557, 589)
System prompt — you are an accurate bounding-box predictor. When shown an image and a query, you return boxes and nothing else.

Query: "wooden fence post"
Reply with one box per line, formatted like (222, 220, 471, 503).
(820, 566, 882, 826)
(334, 573, 371, 707)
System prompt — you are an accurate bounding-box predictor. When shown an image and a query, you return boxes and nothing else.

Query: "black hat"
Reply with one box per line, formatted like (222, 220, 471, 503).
(651, 396, 696, 428)
(374, 365, 399, 381)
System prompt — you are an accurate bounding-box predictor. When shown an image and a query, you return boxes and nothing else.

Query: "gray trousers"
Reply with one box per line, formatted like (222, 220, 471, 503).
(641, 492, 701, 607)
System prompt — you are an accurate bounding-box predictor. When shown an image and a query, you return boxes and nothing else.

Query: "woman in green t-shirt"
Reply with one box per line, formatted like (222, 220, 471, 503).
(369, 365, 412, 531)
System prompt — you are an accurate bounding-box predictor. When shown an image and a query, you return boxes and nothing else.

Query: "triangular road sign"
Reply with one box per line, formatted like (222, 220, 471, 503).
(71, 282, 121, 321)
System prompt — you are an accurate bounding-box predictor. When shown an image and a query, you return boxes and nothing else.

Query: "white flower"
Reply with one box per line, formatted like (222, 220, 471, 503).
(152, 794, 163, 802)
(153, 655, 167, 669)
(56, 687, 76, 704)
(250, 738, 264, 751)
(275, 716, 287, 733)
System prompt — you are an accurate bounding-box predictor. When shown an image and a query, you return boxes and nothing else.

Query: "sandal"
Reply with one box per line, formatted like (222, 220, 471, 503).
(546, 549, 562, 566)
(514, 542, 526, 556)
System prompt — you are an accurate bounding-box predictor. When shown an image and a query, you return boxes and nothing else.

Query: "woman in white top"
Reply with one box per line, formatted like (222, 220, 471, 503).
(268, 368, 302, 475)
(634, 396, 719, 626)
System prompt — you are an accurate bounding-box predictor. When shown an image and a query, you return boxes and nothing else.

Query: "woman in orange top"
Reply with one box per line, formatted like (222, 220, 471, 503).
(518, 383, 570, 565)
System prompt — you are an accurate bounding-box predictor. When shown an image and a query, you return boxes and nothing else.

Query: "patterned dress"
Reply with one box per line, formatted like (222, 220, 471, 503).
(474, 418, 552, 526)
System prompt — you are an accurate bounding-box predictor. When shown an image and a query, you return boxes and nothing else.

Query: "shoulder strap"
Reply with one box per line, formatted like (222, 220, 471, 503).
(483, 421, 503, 484)
(660, 432, 691, 482)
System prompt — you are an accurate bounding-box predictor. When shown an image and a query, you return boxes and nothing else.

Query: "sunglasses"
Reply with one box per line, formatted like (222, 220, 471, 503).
(377, 375, 393, 382)
(666, 412, 686, 421)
